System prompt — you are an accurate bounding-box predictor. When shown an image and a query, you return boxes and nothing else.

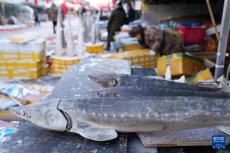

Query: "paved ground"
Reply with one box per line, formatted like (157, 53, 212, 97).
(0, 16, 92, 55)
(0, 16, 88, 41)
(0, 21, 54, 39)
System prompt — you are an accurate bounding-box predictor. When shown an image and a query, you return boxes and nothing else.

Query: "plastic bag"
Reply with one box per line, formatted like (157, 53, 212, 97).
(71, 58, 131, 75)
(2, 84, 40, 99)
(50, 58, 131, 99)
(0, 128, 16, 142)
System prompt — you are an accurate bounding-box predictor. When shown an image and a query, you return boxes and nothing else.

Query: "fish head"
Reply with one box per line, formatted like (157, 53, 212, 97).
(10, 99, 67, 131)
(88, 75, 119, 88)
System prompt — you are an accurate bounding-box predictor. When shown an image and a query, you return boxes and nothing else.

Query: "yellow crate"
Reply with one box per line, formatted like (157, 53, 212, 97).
(41, 65, 49, 76)
(101, 50, 159, 68)
(52, 63, 72, 70)
(85, 43, 104, 54)
(51, 56, 82, 72)
(0, 51, 44, 61)
(51, 60, 80, 66)
(51, 56, 82, 65)
(15, 70, 41, 80)
(20, 52, 45, 61)
(192, 69, 213, 84)
(123, 44, 141, 51)
(157, 53, 204, 77)
(0, 60, 42, 70)
(0, 70, 9, 78)
(50, 68, 66, 75)
(0, 69, 41, 80)
(0, 51, 19, 60)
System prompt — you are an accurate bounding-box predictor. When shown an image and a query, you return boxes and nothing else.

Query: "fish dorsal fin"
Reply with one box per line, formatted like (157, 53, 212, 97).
(217, 126, 230, 135)
(76, 122, 118, 141)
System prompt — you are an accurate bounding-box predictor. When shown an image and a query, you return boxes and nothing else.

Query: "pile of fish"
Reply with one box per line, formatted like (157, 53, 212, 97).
(10, 68, 230, 141)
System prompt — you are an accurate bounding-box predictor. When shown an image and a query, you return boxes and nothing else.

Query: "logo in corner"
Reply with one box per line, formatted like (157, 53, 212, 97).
(212, 135, 226, 150)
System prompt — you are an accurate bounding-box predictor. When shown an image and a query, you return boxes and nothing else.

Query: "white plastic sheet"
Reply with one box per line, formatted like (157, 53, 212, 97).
(50, 58, 131, 99)
(71, 58, 131, 75)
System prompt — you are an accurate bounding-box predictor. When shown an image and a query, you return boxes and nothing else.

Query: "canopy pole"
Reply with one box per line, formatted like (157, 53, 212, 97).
(214, 0, 230, 82)
(1, 2, 5, 17)
(205, 0, 220, 40)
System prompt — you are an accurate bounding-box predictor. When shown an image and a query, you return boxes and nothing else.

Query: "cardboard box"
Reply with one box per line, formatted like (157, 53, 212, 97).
(157, 53, 204, 77)
(192, 69, 213, 84)
(9, 32, 39, 44)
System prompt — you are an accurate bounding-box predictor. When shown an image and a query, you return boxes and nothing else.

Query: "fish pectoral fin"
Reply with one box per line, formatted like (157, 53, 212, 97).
(77, 122, 118, 141)
(217, 126, 230, 135)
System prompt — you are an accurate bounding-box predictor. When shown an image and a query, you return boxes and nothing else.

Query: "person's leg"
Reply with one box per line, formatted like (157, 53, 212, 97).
(53, 21, 57, 34)
(106, 39, 111, 51)
(106, 32, 111, 51)
(106, 31, 115, 51)
(52, 21, 55, 34)
(54, 21, 57, 33)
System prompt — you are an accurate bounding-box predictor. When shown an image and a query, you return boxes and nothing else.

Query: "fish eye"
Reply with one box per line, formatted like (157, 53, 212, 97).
(97, 91, 103, 97)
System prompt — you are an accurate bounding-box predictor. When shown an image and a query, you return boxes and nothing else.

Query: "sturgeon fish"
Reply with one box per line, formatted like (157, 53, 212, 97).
(89, 74, 230, 98)
(88, 87, 154, 98)
(130, 68, 157, 76)
(10, 96, 230, 141)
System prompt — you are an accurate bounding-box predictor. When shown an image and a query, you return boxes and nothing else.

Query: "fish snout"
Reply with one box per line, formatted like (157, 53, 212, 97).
(10, 107, 27, 119)
(88, 75, 108, 87)
(88, 75, 98, 82)
(88, 75, 119, 88)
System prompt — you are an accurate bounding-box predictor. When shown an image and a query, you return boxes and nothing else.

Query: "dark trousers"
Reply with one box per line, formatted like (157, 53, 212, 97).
(52, 21, 57, 34)
(106, 31, 115, 51)
(35, 21, 40, 26)
(106, 40, 111, 51)
(35, 20, 40, 26)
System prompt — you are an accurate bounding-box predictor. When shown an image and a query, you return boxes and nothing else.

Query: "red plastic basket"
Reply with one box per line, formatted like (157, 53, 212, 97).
(176, 26, 206, 44)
